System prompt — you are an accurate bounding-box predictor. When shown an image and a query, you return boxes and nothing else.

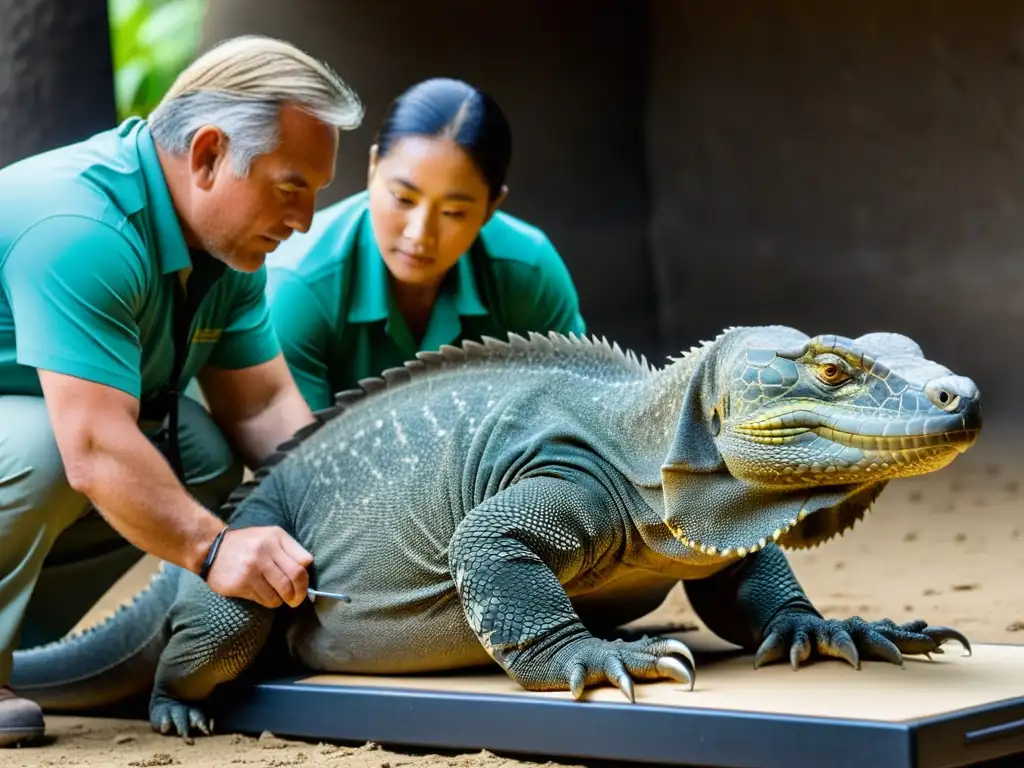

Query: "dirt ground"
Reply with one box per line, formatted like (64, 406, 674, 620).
(6, 424, 1022, 768)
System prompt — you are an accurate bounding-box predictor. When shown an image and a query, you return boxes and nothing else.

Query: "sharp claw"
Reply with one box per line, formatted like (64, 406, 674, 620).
(654, 638, 696, 670)
(836, 636, 860, 670)
(924, 626, 972, 656)
(568, 663, 586, 699)
(868, 633, 904, 666)
(190, 710, 210, 736)
(790, 636, 812, 671)
(603, 656, 634, 703)
(616, 674, 635, 703)
(656, 656, 695, 691)
(752, 648, 772, 670)
(172, 710, 190, 739)
(753, 631, 784, 670)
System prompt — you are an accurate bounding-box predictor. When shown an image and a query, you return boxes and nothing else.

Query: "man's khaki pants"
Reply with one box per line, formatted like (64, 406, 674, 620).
(0, 394, 243, 685)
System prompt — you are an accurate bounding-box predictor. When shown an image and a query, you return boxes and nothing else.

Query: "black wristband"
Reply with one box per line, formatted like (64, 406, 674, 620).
(199, 525, 230, 582)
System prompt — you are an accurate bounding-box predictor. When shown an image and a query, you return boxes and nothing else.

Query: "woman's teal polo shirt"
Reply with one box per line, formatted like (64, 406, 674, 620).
(265, 191, 587, 410)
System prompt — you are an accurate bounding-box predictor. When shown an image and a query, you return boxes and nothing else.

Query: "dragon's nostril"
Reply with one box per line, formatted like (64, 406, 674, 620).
(710, 409, 722, 436)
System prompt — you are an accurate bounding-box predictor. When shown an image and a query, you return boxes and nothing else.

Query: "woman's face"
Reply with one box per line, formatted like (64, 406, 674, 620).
(367, 135, 504, 288)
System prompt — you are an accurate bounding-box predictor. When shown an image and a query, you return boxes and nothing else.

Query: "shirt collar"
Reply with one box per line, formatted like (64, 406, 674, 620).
(135, 119, 192, 276)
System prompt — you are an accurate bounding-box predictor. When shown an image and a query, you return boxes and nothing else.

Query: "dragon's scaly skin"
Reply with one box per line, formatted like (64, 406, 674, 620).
(11, 326, 980, 737)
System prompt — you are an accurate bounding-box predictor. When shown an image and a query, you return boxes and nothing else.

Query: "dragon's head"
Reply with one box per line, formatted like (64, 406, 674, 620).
(659, 325, 981, 559)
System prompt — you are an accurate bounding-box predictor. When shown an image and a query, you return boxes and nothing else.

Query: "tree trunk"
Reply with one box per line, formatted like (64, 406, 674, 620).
(0, 0, 116, 167)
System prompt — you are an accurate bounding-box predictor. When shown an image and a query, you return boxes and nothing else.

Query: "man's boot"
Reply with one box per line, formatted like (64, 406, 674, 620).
(0, 686, 44, 747)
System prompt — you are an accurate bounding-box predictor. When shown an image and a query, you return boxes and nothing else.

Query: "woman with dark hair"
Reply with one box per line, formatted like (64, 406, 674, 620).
(265, 77, 587, 410)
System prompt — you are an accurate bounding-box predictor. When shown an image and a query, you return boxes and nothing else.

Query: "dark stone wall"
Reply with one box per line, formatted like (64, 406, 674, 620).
(647, 1, 1024, 421)
(203, 1, 1023, 421)
(0, 0, 116, 166)
(202, 0, 658, 356)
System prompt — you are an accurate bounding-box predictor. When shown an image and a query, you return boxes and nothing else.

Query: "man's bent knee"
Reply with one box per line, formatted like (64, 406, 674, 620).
(0, 397, 91, 673)
(0, 396, 89, 543)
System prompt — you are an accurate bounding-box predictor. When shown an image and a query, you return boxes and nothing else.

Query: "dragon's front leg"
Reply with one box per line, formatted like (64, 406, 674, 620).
(450, 474, 695, 701)
(685, 543, 970, 670)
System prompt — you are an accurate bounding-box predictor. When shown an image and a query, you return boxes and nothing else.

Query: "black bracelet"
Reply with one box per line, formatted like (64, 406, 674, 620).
(199, 525, 230, 581)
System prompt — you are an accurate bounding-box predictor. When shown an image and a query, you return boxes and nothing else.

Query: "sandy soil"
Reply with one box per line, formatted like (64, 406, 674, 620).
(6, 426, 1022, 768)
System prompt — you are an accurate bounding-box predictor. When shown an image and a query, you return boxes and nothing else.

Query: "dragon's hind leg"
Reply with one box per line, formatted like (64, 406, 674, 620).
(149, 570, 275, 738)
(149, 461, 299, 738)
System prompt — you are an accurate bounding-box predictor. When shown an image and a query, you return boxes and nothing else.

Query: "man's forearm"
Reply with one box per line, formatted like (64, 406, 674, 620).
(198, 356, 317, 470)
(219, 384, 315, 469)
(65, 425, 225, 575)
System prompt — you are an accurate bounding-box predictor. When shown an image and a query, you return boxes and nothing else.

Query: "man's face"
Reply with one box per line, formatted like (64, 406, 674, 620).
(188, 103, 339, 272)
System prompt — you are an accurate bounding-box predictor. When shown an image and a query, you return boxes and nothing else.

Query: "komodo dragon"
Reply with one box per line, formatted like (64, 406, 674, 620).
(11, 325, 979, 738)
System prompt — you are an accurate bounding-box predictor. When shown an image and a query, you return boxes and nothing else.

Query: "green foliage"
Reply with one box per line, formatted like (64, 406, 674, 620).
(109, 0, 207, 122)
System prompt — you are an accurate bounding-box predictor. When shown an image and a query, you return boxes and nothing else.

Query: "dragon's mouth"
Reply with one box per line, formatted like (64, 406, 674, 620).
(726, 408, 979, 487)
(735, 422, 979, 454)
(660, 392, 980, 563)
(667, 411, 979, 558)
(733, 408, 979, 452)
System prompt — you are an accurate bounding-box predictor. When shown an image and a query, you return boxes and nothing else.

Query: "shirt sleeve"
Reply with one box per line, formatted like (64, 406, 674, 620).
(265, 267, 335, 411)
(2, 215, 147, 397)
(501, 234, 587, 337)
(204, 268, 282, 371)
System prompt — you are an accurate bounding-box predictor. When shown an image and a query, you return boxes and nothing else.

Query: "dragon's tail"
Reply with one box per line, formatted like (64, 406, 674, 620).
(9, 563, 181, 711)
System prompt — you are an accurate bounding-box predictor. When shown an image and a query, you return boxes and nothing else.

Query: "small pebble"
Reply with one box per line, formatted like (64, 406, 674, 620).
(952, 583, 979, 592)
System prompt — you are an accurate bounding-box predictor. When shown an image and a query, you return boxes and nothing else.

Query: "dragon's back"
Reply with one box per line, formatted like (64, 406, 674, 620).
(263, 333, 655, 674)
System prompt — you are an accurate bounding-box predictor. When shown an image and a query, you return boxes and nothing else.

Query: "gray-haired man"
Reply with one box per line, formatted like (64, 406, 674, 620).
(0, 35, 363, 745)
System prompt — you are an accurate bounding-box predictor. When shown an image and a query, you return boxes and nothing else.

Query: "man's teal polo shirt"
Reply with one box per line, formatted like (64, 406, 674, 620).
(0, 117, 280, 401)
(266, 190, 587, 410)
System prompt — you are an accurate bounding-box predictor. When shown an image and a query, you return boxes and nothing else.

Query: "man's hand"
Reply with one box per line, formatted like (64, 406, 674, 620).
(37, 369, 312, 609)
(205, 526, 313, 608)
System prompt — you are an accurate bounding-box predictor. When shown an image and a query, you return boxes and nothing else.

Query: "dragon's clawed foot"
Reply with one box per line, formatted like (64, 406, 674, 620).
(559, 635, 696, 702)
(150, 692, 214, 739)
(754, 611, 972, 671)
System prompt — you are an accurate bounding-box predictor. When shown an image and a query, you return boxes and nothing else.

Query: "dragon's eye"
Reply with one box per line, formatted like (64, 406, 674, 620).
(816, 362, 851, 386)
